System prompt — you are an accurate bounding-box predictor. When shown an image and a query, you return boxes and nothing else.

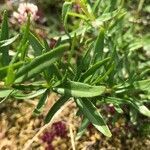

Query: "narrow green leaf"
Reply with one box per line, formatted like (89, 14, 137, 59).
(115, 79, 150, 94)
(77, 0, 95, 20)
(76, 117, 89, 140)
(34, 89, 49, 114)
(0, 61, 24, 80)
(53, 80, 106, 98)
(93, 63, 115, 84)
(45, 96, 69, 123)
(0, 34, 19, 47)
(134, 102, 150, 117)
(0, 10, 9, 66)
(93, 0, 101, 14)
(0, 11, 9, 41)
(43, 39, 50, 51)
(68, 33, 76, 63)
(114, 105, 123, 114)
(134, 79, 150, 92)
(109, 0, 117, 11)
(60, 9, 125, 42)
(18, 15, 30, 52)
(60, 26, 90, 41)
(81, 42, 94, 69)
(79, 57, 110, 81)
(14, 89, 46, 99)
(10, 15, 30, 64)
(62, 2, 72, 27)
(96, 9, 126, 22)
(74, 43, 94, 81)
(15, 43, 69, 82)
(76, 98, 112, 137)
(92, 27, 105, 63)
(20, 41, 29, 60)
(5, 66, 15, 86)
(0, 89, 14, 103)
(29, 32, 44, 56)
(67, 12, 88, 20)
(12, 81, 46, 90)
(105, 97, 150, 118)
(0, 89, 13, 98)
(104, 97, 123, 105)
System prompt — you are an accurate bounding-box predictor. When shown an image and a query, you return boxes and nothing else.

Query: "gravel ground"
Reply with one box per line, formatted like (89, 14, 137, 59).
(0, 93, 150, 150)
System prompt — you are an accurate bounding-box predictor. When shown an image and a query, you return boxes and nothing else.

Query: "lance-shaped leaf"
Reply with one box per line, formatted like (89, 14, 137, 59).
(79, 57, 110, 81)
(17, 15, 30, 53)
(133, 101, 150, 118)
(93, 63, 115, 84)
(29, 32, 44, 56)
(53, 80, 106, 98)
(13, 89, 46, 100)
(0, 34, 19, 47)
(62, 2, 72, 28)
(0, 89, 14, 103)
(134, 79, 150, 93)
(45, 96, 69, 123)
(0, 10, 9, 66)
(0, 89, 13, 98)
(115, 79, 150, 94)
(76, 98, 112, 137)
(34, 89, 49, 114)
(5, 65, 15, 86)
(105, 97, 150, 117)
(0, 61, 24, 80)
(93, 0, 101, 13)
(67, 12, 88, 20)
(15, 43, 69, 82)
(92, 27, 105, 63)
(76, 117, 90, 140)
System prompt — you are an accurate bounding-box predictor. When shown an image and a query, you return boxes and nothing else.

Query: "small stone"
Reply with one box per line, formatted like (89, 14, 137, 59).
(90, 135, 96, 142)
(60, 143, 67, 149)
(95, 133, 100, 140)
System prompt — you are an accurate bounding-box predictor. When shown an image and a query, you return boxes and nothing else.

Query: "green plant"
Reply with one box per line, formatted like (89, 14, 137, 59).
(0, 0, 149, 138)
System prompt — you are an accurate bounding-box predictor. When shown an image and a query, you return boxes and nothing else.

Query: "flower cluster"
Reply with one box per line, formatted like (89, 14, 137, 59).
(13, 2, 38, 23)
(52, 121, 67, 138)
(41, 121, 67, 149)
(41, 131, 55, 143)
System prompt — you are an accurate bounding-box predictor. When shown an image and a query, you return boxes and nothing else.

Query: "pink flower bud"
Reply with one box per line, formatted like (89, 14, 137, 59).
(13, 2, 38, 23)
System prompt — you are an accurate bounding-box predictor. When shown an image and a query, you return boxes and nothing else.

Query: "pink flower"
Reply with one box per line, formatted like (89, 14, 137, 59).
(52, 121, 67, 138)
(13, 2, 38, 23)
